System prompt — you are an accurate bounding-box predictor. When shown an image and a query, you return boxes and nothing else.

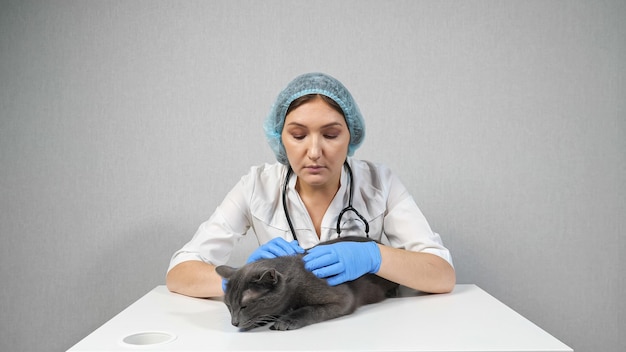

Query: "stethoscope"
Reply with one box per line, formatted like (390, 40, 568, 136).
(282, 161, 370, 241)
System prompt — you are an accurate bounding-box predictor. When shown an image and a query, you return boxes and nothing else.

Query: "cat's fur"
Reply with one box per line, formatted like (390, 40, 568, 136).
(216, 236, 398, 331)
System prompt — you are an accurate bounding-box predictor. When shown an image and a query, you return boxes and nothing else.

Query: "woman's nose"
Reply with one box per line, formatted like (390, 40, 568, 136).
(307, 137, 321, 160)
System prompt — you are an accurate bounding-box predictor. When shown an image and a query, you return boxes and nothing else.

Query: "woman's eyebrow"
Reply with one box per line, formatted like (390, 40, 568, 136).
(285, 122, 344, 128)
(285, 122, 306, 127)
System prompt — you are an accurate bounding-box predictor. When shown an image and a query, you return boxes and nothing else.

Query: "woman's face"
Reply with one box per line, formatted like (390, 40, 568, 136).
(281, 96, 350, 191)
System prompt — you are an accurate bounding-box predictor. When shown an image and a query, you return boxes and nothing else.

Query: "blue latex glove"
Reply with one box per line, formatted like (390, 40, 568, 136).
(222, 278, 228, 293)
(303, 241, 382, 286)
(246, 237, 304, 264)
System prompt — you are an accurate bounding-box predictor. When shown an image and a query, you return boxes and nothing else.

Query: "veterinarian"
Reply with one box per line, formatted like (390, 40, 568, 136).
(167, 72, 455, 297)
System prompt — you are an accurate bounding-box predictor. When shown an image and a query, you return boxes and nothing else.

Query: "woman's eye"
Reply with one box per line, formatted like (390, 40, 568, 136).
(292, 135, 305, 140)
(324, 134, 338, 139)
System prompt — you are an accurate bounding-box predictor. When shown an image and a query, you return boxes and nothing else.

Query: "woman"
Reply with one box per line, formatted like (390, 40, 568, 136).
(166, 72, 455, 298)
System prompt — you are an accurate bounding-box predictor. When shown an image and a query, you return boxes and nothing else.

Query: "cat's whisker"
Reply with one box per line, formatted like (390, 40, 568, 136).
(241, 314, 278, 330)
(255, 315, 278, 325)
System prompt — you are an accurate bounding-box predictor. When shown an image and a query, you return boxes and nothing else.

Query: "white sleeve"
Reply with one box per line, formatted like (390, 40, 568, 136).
(167, 173, 253, 272)
(383, 172, 453, 267)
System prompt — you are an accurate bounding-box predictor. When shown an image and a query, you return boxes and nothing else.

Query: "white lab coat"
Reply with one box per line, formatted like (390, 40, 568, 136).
(168, 158, 452, 271)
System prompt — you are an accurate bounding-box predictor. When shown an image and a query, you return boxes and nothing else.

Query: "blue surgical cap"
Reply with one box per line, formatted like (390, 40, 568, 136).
(264, 72, 366, 165)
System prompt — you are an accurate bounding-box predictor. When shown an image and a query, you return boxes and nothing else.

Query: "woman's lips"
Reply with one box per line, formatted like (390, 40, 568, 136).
(305, 165, 325, 173)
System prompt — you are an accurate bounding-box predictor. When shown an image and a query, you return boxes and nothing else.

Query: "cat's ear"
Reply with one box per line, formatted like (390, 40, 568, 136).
(215, 265, 236, 279)
(256, 269, 282, 286)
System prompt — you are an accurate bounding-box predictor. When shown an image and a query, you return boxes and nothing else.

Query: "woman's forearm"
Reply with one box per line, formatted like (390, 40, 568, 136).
(166, 261, 224, 298)
(376, 244, 456, 294)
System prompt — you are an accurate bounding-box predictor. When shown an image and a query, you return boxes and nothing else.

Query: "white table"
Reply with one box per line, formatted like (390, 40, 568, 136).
(67, 284, 572, 351)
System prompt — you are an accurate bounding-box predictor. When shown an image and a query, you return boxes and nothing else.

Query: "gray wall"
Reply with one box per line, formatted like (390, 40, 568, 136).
(1, 1, 624, 351)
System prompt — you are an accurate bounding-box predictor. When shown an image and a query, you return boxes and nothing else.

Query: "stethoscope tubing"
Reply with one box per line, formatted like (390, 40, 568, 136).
(282, 160, 369, 242)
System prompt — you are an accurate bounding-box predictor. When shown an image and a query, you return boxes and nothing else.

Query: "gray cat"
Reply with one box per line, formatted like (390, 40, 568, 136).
(216, 237, 398, 331)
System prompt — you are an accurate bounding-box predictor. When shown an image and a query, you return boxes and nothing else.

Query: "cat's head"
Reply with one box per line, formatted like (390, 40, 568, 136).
(216, 261, 292, 330)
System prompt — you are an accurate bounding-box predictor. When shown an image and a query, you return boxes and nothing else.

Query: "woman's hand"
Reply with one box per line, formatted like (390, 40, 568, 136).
(303, 241, 382, 286)
(246, 237, 304, 263)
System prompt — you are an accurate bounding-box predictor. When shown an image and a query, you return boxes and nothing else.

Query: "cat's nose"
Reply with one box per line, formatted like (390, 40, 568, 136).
(231, 317, 239, 327)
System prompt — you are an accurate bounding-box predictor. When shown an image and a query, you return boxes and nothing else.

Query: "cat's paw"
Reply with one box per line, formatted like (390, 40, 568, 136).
(270, 318, 304, 331)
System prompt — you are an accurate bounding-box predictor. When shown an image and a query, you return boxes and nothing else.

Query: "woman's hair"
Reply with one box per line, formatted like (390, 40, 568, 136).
(286, 94, 345, 118)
